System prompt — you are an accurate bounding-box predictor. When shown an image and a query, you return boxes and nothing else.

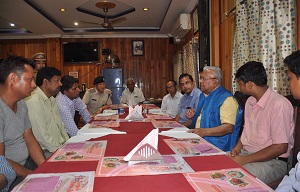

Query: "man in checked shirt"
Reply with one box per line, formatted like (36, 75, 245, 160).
(56, 75, 92, 137)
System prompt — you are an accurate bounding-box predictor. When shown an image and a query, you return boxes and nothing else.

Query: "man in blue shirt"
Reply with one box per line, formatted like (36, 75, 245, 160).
(56, 76, 92, 137)
(175, 73, 201, 128)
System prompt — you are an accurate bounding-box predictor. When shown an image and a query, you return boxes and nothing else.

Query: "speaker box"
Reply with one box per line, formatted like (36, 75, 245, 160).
(102, 49, 111, 55)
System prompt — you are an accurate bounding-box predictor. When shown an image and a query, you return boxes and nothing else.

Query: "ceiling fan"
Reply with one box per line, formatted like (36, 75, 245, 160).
(81, 1, 126, 29)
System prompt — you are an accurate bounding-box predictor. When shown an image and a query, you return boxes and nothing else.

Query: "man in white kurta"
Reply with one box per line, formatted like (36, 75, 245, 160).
(121, 78, 145, 105)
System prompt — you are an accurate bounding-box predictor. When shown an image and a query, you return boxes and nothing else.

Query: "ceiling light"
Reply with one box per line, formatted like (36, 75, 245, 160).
(74, 22, 78, 26)
(143, 8, 149, 11)
(10, 23, 15, 26)
(60, 8, 66, 12)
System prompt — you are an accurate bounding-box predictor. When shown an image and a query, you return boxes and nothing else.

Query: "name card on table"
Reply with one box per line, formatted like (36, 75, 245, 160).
(123, 129, 163, 164)
(125, 105, 144, 120)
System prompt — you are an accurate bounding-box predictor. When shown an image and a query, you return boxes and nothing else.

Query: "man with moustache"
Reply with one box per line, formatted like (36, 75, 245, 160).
(56, 75, 92, 137)
(175, 73, 201, 127)
(25, 67, 69, 158)
(276, 50, 300, 191)
(161, 80, 183, 118)
(121, 78, 145, 106)
(0, 56, 45, 189)
(230, 61, 294, 185)
(187, 66, 243, 151)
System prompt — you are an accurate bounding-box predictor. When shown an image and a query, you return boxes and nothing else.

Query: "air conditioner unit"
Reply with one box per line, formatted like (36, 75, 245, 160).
(171, 14, 191, 39)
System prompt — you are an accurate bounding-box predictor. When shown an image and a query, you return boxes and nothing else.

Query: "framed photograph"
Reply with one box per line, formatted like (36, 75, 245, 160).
(68, 71, 78, 78)
(132, 40, 144, 56)
(192, 7, 199, 34)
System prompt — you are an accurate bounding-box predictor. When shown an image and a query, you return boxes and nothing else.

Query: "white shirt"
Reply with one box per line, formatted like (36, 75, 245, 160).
(121, 87, 145, 105)
(161, 91, 182, 118)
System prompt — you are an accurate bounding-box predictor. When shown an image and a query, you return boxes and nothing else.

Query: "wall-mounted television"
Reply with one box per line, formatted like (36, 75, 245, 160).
(63, 41, 99, 63)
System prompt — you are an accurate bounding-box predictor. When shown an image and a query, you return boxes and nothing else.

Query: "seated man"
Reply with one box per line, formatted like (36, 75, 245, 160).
(121, 78, 145, 105)
(82, 76, 112, 115)
(56, 75, 92, 137)
(188, 66, 243, 151)
(161, 80, 182, 118)
(0, 156, 16, 191)
(25, 67, 69, 158)
(276, 50, 300, 191)
(229, 61, 294, 185)
(0, 56, 46, 189)
(175, 73, 201, 127)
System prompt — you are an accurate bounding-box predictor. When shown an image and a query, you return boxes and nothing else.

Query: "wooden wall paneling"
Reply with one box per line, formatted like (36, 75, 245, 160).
(0, 37, 173, 99)
(219, 13, 235, 91)
(210, 0, 220, 67)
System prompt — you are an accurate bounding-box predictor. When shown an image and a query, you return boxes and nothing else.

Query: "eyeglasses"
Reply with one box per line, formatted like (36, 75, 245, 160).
(200, 77, 217, 81)
(166, 86, 174, 89)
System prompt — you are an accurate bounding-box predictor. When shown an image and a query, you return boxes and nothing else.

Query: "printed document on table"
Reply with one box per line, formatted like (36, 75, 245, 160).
(48, 141, 107, 162)
(12, 171, 94, 192)
(184, 168, 274, 192)
(146, 114, 172, 119)
(151, 120, 185, 128)
(164, 138, 225, 156)
(96, 155, 194, 177)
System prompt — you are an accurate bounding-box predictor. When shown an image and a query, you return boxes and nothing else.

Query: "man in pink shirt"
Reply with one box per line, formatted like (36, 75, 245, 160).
(229, 61, 294, 184)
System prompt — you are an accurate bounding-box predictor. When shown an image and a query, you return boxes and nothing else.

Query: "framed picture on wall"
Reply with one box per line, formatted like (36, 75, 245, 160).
(132, 40, 144, 56)
(192, 7, 199, 34)
(69, 71, 78, 78)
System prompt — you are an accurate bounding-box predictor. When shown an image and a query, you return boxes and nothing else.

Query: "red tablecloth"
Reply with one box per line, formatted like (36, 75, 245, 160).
(34, 118, 242, 192)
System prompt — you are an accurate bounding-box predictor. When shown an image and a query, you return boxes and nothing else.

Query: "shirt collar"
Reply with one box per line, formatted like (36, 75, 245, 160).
(61, 93, 75, 105)
(250, 87, 271, 109)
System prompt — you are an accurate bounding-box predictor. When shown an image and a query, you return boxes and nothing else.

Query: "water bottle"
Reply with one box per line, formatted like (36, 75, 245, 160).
(118, 95, 124, 115)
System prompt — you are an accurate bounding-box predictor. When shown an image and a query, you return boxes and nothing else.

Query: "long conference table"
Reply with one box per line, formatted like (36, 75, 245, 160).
(33, 108, 272, 192)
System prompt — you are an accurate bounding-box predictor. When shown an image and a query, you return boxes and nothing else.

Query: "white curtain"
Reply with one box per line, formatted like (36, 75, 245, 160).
(232, 0, 297, 95)
(173, 38, 199, 87)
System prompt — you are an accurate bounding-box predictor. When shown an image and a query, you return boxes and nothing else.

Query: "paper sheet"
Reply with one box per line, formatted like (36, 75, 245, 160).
(77, 124, 126, 135)
(12, 171, 95, 192)
(96, 155, 194, 177)
(151, 120, 185, 129)
(184, 168, 274, 192)
(66, 134, 108, 143)
(48, 141, 107, 162)
(164, 138, 225, 156)
(146, 114, 172, 119)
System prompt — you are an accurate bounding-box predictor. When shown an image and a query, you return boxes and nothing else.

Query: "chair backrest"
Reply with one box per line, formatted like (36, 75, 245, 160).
(233, 91, 250, 136)
(285, 95, 300, 167)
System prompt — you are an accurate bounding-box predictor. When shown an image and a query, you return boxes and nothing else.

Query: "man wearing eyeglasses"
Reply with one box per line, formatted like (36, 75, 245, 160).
(175, 73, 201, 127)
(161, 80, 182, 118)
(188, 66, 243, 151)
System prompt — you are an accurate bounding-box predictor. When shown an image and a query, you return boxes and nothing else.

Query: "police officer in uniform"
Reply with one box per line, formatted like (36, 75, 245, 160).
(32, 52, 47, 81)
(82, 76, 112, 114)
